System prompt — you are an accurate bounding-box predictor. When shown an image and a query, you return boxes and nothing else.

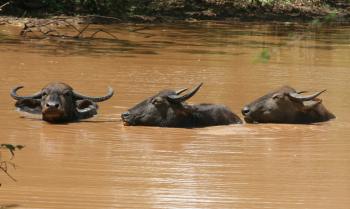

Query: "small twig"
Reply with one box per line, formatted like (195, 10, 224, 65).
(129, 26, 155, 38)
(83, 15, 121, 22)
(0, 2, 10, 11)
(20, 18, 119, 40)
(75, 23, 91, 38)
(90, 29, 119, 39)
(61, 19, 83, 34)
(37, 20, 59, 28)
(0, 144, 23, 182)
(20, 23, 34, 37)
(42, 28, 60, 36)
(0, 165, 17, 182)
(20, 28, 32, 37)
(130, 26, 150, 33)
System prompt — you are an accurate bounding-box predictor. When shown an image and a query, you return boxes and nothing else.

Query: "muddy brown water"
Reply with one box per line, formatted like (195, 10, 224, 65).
(0, 22, 349, 209)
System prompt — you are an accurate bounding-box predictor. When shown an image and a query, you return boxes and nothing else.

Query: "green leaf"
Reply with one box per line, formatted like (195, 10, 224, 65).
(254, 48, 271, 63)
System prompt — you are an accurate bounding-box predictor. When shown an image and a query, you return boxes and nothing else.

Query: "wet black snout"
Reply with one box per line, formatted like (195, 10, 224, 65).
(121, 111, 130, 119)
(46, 101, 60, 109)
(241, 106, 250, 116)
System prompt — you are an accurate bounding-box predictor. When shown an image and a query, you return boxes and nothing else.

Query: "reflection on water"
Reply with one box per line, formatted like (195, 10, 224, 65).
(0, 22, 349, 209)
(2, 23, 349, 57)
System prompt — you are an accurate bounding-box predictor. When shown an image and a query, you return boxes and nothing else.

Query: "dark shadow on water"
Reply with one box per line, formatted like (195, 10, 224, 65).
(0, 35, 161, 56)
(18, 116, 118, 124)
(0, 204, 20, 209)
(79, 119, 120, 123)
(123, 123, 243, 129)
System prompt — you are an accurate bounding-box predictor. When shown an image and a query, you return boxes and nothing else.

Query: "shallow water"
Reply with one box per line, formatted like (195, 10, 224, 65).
(0, 22, 349, 209)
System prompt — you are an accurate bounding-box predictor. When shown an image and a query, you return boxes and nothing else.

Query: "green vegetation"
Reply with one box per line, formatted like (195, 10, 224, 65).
(0, 144, 24, 183)
(311, 11, 338, 26)
(255, 48, 271, 63)
(0, 0, 348, 21)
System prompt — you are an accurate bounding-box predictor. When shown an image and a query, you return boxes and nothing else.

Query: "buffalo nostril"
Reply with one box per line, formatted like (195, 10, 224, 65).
(46, 102, 60, 108)
(242, 106, 250, 115)
(121, 112, 130, 119)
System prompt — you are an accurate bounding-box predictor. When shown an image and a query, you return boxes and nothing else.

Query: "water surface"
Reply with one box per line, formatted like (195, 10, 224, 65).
(0, 22, 349, 209)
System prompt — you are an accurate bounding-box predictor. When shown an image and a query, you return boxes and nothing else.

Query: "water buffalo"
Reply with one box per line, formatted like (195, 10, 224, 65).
(121, 83, 242, 127)
(11, 82, 114, 123)
(241, 86, 335, 124)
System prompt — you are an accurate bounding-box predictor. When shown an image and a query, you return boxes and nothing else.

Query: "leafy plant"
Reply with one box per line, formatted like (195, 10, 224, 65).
(310, 11, 338, 27)
(254, 48, 271, 63)
(0, 144, 24, 183)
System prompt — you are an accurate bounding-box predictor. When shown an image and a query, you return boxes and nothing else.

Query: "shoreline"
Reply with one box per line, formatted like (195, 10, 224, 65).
(0, 12, 349, 27)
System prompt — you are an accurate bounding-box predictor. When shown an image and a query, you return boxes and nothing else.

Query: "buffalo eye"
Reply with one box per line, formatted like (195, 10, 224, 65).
(151, 97, 164, 106)
(63, 91, 72, 97)
(42, 91, 48, 97)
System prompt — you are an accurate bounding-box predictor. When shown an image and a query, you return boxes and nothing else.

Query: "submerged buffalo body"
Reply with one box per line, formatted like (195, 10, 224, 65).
(242, 86, 335, 124)
(11, 82, 114, 123)
(121, 83, 242, 127)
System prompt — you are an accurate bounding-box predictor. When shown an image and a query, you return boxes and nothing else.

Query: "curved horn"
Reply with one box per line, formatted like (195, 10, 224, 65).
(288, 89, 326, 102)
(10, 86, 43, 100)
(73, 87, 114, 102)
(167, 83, 203, 103)
(175, 88, 188, 95)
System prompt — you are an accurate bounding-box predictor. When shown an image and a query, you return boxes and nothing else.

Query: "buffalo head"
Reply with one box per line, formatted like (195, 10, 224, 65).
(121, 83, 242, 127)
(11, 82, 114, 123)
(241, 86, 335, 124)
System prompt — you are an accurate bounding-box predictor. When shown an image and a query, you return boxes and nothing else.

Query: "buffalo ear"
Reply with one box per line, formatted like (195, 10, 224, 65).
(76, 99, 98, 119)
(272, 93, 284, 100)
(151, 97, 165, 106)
(303, 99, 322, 110)
(15, 99, 42, 114)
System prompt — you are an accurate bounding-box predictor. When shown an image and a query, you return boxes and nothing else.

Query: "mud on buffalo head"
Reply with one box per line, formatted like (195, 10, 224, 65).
(241, 86, 335, 124)
(11, 82, 114, 123)
(121, 83, 242, 127)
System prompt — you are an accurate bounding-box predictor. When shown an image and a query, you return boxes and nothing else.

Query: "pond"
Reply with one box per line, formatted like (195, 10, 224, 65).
(0, 21, 349, 209)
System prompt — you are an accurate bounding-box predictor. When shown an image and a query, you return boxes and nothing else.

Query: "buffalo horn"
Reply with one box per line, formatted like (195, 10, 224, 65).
(167, 83, 203, 103)
(10, 86, 43, 100)
(73, 87, 114, 102)
(175, 88, 188, 95)
(288, 89, 326, 102)
(297, 91, 307, 94)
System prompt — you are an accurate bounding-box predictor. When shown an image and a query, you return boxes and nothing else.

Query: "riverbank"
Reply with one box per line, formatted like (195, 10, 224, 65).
(0, 0, 349, 23)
